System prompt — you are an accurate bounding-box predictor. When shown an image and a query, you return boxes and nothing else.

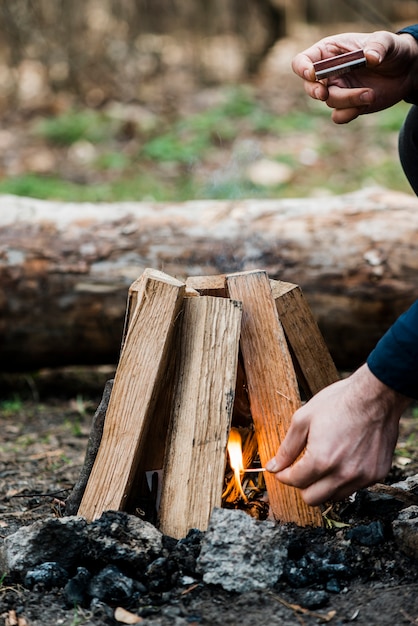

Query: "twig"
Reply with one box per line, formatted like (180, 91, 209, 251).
(269, 593, 337, 624)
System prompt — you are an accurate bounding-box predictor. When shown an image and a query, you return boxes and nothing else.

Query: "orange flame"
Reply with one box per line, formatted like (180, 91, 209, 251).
(227, 428, 248, 502)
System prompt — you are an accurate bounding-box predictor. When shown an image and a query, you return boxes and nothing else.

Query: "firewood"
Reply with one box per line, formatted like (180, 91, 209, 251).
(226, 270, 323, 526)
(271, 280, 339, 396)
(158, 296, 242, 539)
(77, 269, 185, 521)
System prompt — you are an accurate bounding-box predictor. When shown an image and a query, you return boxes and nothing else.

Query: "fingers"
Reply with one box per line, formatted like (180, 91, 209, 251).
(363, 30, 398, 65)
(326, 86, 375, 124)
(275, 454, 368, 506)
(292, 51, 320, 81)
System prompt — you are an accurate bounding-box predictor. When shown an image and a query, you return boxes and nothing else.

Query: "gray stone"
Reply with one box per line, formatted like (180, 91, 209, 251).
(392, 505, 418, 558)
(196, 507, 289, 593)
(1, 511, 162, 577)
(0, 516, 88, 574)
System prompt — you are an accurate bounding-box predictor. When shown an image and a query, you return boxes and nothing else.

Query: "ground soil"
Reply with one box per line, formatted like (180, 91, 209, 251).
(1, 369, 418, 626)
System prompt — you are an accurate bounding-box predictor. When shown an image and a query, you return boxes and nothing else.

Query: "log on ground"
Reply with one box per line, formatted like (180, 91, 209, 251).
(1, 187, 418, 371)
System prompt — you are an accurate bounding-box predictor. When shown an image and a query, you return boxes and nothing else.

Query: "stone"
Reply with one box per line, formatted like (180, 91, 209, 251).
(196, 508, 289, 593)
(245, 158, 293, 187)
(1, 511, 162, 578)
(0, 516, 88, 574)
(392, 505, 418, 558)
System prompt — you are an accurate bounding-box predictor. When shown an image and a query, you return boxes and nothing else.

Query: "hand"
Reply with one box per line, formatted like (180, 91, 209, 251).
(266, 364, 411, 506)
(292, 30, 418, 123)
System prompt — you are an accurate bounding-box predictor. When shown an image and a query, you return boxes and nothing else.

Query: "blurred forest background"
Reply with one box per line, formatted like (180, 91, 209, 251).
(0, 0, 417, 202)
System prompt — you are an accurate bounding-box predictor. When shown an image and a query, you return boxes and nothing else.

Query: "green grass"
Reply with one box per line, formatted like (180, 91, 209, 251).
(35, 109, 117, 146)
(0, 87, 412, 203)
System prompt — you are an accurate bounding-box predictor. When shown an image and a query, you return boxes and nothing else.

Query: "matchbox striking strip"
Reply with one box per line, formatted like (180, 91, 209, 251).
(314, 49, 366, 80)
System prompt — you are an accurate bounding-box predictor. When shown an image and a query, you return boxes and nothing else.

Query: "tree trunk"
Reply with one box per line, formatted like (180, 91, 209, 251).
(1, 187, 417, 371)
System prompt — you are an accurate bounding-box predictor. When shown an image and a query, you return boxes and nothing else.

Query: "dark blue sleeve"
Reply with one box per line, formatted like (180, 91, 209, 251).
(398, 25, 418, 39)
(367, 300, 418, 399)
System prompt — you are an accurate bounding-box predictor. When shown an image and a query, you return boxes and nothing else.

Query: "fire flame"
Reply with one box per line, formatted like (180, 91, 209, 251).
(227, 428, 248, 502)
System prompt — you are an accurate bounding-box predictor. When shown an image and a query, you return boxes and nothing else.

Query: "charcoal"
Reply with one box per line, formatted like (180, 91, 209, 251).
(86, 511, 163, 571)
(346, 521, 385, 546)
(24, 562, 69, 590)
(64, 567, 92, 606)
(146, 556, 178, 591)
(87, 565, 137, 604)
(169, 528, 204, 576)
(325, 578, 342, 593)
(1, 517, 88, 574)
(299, 589, 330, 610)
(283, 562, 313, 588)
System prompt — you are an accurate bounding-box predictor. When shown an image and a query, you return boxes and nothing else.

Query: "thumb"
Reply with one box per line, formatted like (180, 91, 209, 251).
(265, 416, 308, 473)
(364, 31, 396, 67)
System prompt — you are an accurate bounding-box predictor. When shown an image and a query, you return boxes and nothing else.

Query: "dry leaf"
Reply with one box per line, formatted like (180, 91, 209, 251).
(114, 607, 143, 624)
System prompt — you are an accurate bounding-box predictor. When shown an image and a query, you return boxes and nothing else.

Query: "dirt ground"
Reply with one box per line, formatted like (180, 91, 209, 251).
(1, 369, 418, 626)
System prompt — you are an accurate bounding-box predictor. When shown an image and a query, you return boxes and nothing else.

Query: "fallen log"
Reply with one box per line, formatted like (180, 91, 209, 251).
(1, 187, 418, 371)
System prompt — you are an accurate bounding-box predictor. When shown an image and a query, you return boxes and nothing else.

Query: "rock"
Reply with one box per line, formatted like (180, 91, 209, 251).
(0, 516, 88, 574)
(392, 505, 418, 558)
(245, 158, 293, 187)
(196, 508, 289, 593)
(1, 511, 162, 578)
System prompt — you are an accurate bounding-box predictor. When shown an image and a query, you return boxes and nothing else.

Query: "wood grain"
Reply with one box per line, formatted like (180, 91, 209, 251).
(271, 279, 339, 396)
(78, 269, 185, 521)
(158, 296, 242, 538)
(226, 270, 322, 526)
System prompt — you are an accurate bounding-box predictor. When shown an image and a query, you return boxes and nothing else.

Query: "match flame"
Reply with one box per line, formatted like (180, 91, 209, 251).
(227, 427, 248, 502)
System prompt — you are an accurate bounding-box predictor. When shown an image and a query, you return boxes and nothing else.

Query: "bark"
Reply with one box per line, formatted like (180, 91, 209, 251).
(1, 187, 418, 371)
(65, 379, 113, 516)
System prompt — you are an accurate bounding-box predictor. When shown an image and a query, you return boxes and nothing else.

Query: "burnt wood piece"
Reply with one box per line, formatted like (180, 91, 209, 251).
(65, 379, 114, 516)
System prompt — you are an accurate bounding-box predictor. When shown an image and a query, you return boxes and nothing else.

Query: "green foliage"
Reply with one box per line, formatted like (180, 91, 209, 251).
(35, 109, 115, 146)
(0, 85, 412, 203)
(0, 174, 112, 201)
(142, 132, 210, 164)
(142, 87, 256, 164)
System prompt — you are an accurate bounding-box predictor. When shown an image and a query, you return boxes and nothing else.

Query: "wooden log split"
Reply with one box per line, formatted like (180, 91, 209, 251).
(77, 268, 339, 537)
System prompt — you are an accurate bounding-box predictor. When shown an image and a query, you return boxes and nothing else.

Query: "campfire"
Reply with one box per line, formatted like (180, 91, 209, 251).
(67, 268, 339, 538)
(222, 427, 269, 519)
